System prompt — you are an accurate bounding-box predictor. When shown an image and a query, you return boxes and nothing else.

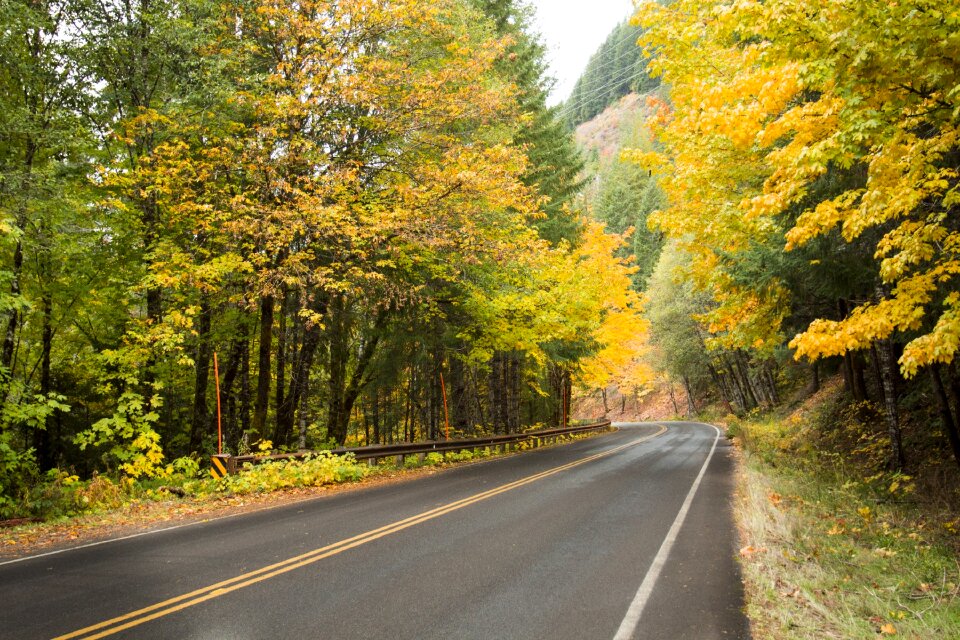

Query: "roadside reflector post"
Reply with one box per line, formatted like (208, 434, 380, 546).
(439, 371, 451, 441)
(210, 454, 235, 479)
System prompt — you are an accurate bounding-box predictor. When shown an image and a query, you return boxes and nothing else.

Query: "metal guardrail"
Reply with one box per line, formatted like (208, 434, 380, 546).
(211, 419, 613, 476)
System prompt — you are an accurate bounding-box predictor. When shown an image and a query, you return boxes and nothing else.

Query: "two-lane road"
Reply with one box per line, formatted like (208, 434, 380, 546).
(0, 422, 750, 639)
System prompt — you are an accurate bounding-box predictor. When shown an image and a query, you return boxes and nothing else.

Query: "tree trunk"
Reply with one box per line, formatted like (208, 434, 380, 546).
(805, 360, 820, 396)
(707, 363, 736, 414)
(928, 365, 960, 469)
(2, 139, 35, 395)
(276, 295, 327, 442)
(220, 335, 246, 452)
(274, 289, 288, 440)
(450, 354, 470, 434)
(327, 299, 349, 444)
(668, 383, 680, 415)
(730, 353, 756, 408)
(372, 389, 381, 445)
(252, 294, 274, 441)
(764, 363, 780, 405)
(327, 305, 385, 445)
(841, 351, 856, 398)
(682, 376, 696, 416)
(2, 235, 24, 383)
(851, 351, 868, 402)
(297, 374, 310, 451)
(35, 286, 54, 470)
(508, 352, 521, 433)
(869, 344, 885, 401)
(875, 337, 905, 470)
(189, 301, 212, 453)
(240, 335, 251, 444)
(490, 352, 505, 434)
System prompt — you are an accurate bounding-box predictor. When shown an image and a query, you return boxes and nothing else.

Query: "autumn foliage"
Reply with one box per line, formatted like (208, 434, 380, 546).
(630, 0, 960, 467)
(0, 0, 650, 511)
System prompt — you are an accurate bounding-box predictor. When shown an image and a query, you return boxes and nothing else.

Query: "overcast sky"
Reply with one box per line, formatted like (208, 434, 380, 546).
(527, 0, 637, 105)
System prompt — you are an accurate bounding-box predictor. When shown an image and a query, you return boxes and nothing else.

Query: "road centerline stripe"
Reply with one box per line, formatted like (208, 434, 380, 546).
(612, 423, 721, 640)
(54, 424, 668, 640)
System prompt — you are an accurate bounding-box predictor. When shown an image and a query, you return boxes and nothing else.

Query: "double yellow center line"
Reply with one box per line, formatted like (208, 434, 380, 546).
(56, 425, 668, 640)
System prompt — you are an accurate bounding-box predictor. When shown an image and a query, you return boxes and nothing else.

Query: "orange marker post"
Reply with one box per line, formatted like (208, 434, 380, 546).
(440, 371, 451, 441)
(214, 352, 223, 454)
(562, 382, 568, 428)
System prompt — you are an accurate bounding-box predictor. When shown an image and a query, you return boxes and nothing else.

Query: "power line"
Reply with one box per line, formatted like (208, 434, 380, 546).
(552, 65, 652, 122)
(555, 22, 647, 98)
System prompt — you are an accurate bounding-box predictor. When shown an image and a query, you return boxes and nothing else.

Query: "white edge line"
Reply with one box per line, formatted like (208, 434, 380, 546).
(612, 423, 721, 640)
(0, 424, 634, 568)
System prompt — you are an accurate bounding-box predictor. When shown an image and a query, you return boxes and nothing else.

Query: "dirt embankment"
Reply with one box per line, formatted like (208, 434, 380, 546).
(574, 381, 691, 423)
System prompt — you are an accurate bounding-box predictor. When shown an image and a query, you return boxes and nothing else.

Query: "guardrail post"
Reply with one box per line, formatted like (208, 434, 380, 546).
(210, 454, 236, 478)
(394, 454, 404, 467)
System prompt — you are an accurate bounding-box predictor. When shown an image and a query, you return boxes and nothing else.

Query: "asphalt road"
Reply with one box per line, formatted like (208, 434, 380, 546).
(0, 422, 750, 640)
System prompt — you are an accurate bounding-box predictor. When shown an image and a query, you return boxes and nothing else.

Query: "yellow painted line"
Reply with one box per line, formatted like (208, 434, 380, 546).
(210, 457, 227, 480)
(55, 425, 668, 640)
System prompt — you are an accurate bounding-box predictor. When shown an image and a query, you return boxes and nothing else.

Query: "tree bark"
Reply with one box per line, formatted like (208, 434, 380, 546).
(274, 289, 288, 437)
(508, 352, 521, 433)
(851, 351, 869, 402)
(668, 383, 680, 415)
(490, 352, 506, 434)
(297, 374, 310, 450)
(707, 363, 736, 414)
(189, 300, 212, 453)
(450, 354, 470, 434)
(252, 294, 274, 441)
(276, 295, 327, 443)
(239, 335, 251, 445)
(875, 337, 905, 470)
(805, 360, 820, 396)
(764, 363, 780, 405)
(928, 365, 960, 469)
(3, 140, 35, 392)
(2, 234, 24, 382)
(327, 305, 385, 445)
(35, 286, 54, 469)
(682, 376, 696, 416)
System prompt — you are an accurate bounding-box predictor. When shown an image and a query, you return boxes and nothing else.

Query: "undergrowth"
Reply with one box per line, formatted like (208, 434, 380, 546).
(729, 381, 960, 639)
(1, 432, 595, 525)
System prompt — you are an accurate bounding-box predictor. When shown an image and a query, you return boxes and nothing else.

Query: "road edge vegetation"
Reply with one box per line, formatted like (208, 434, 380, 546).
(725, 381, 960, 639)
(1, 429, 605, 558)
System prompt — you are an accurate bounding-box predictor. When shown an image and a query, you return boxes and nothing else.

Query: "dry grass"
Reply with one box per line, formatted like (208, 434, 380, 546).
(731, 384, 960, 639)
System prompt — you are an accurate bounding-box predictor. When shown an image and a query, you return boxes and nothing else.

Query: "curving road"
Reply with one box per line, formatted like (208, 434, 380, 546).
(0, 422, 750, 640)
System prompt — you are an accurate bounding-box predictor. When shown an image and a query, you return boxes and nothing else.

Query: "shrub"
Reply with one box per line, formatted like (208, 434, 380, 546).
(216, 452, 368, 495)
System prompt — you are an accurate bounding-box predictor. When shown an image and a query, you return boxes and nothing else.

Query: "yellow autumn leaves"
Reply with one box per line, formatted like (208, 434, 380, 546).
(631, 0, 960, 377)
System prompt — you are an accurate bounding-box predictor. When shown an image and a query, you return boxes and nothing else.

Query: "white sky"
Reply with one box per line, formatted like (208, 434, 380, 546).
(527, 0, 637, 105)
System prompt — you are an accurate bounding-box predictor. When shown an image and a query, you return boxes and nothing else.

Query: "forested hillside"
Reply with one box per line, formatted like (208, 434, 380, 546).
(562, 19, 660, 129)
(0, 0, 650, 515)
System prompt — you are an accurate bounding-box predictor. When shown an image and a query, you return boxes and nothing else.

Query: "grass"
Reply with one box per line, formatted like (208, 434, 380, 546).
(729, 383, 960, 639)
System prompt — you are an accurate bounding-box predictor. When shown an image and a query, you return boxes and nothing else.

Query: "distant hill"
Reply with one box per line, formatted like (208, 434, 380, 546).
(563, 20, 659, 129)
(574, 92, 647, 165)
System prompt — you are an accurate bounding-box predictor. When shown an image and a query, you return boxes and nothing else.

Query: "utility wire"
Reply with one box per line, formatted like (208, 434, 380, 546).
(551, 65, 653, 122)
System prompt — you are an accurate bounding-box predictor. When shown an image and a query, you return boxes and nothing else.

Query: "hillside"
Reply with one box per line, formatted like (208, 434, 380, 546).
(563, 19, 660, 128)
(573, 92, 648, 164)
